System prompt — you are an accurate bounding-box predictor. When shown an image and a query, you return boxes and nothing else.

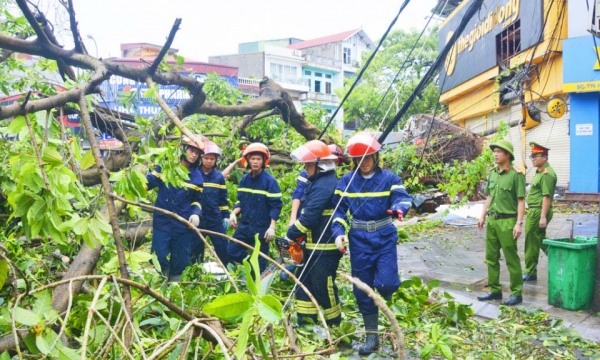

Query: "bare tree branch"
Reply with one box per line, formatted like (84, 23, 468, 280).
(148, 18, 181, 75)
(15, 0, 51, 45)
(66, 0, 84, 53)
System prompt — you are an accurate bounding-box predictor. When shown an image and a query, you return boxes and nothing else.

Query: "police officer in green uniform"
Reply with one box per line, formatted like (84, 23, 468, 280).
(477, 139, 526, 306)
(523, 142, 557, 281)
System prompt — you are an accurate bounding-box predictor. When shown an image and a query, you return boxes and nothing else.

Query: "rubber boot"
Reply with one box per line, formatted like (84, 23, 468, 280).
(358, 313, 379, 355)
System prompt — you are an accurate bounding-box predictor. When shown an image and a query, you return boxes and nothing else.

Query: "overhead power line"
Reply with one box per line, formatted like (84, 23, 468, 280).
(317, 0, 412, 140)
(378, 0, 485, 144)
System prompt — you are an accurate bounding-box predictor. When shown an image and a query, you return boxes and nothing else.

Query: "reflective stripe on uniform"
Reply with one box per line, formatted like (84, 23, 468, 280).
(305, 243, 338, 250)
(294, 220, 309, 234)
(152, 171, 162, 178)
(322, 209, 334, 216)
(391, 185, 405, 190)
(327, 276, 336, 307)
(297, 175, 308, 183)
(296, 299, 318, 315)
(324, 304, 341, 320)
(219, 206, 229, 211)
(334, 189, 390, 198)
(191, 202, 202, 210)
(182, 183, 203, 192)
(238, 188, 282, 198)
(333, 218, 349, 231)
(204, 182, 226, 189)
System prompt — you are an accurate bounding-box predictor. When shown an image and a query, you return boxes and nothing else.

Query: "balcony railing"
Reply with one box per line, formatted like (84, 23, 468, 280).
(238, 77, 261, 86)
(269, 74, 309, 86)
(304, 54, 341, 68)
(299, 92, 339, 103)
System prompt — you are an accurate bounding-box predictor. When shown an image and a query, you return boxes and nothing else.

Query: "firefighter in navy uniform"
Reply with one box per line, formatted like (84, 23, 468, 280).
(146, 135, 204, 282)
(227, 143, 283, 272)
(191, 140, 230, 266)
(286, 140, 341, 326)
(288, 144, 343, 227)
(331, 132, 412, 355)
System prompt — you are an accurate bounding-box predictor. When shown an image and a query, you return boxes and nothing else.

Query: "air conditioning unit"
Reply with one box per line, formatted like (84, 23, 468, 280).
(293, 49, 302, 57)
(299, 93, 307, 101)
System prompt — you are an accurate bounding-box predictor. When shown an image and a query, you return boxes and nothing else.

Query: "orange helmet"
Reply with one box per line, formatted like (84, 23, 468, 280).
(202, 140, 222, 157)
(328, 144, 344, 166)
(242, 142, 270, 166)
(182, 134, 205, 152)
(345, 132, 381, 158)
(291, 140, 338, 163)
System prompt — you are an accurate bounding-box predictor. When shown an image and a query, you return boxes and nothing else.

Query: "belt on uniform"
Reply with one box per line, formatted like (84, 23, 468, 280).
(487, 213, 517, 219)
(351, 217, 393, 232)
(528, 206, 541, 208)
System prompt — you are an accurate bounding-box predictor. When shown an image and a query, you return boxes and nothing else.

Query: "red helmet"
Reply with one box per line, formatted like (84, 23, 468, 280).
(345, 132, 381, 158)
(182, 134, 205, 152)
(291, 140, 338, 163)
(328, 144, 344, 165)
(242, 142, 270, 166)
(202, 140, 222, 157)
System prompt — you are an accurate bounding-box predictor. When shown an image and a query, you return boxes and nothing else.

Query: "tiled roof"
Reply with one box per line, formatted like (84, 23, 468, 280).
(287, 29, 360, 50)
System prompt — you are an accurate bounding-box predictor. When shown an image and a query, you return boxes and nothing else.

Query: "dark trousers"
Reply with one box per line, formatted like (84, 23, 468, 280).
(295, 252, 342, 326)
(351, 248, 401, 315)
(151, 229, 192, 277)
(228, 229, 269, 272)
(192, 222, 230, 265)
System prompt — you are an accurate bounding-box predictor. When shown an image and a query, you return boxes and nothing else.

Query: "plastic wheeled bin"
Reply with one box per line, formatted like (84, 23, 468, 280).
(542, 236, 597, 310)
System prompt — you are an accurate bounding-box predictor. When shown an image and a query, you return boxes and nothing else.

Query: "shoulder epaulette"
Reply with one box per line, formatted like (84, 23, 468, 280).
(544, 168, 548, 174)
(512, 165, 521, 173)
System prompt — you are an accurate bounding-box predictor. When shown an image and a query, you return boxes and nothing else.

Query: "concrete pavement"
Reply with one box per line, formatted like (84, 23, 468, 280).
(398, 212, 600, 342)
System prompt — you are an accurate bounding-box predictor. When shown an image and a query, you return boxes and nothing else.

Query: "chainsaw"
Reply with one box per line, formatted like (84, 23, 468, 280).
(260, 237, 305, 293)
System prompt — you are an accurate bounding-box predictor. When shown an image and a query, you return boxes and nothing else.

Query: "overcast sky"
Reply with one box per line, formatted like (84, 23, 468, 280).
(37, 0, 442, 61)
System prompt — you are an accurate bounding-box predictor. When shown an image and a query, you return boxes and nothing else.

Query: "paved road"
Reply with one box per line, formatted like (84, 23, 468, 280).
(398, 212, 600, 342)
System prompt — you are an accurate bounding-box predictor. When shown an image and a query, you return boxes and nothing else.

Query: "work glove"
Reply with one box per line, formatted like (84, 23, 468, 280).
(264, 225, 276, 242)
(335, 235, 348, 254)
(222, 218, 229, 230)
(189, 214, 200, 227)
(387, 209, 404, 222)
(228, 213, 238, 229)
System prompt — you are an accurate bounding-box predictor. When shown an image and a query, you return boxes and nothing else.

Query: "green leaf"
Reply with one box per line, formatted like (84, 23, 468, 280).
(420, 343, 435, 359)
(36, 333, 51, 355)
(4, 115, 26, 134)
(32, 291, 54, 321)
(243, 260, 257, 296)
(80, 151, 95, 170)
(27, 196, 47, 222)
(438, 343, 453, 359)
(235, 311, 254, 360)
(14, 307, 42, 326)
(427, 279, 441, 289)
(130, 170, 148, 197)
(0, 260, 8, 289)
(203, 293, 254, 319)
(12, 193, 35, 218)
(52, 342, 80, 360)
(257, 294, 282, 323)
(0, 351, 12, 360)
(72, 217, 89, 235)
(249, 235, 263, 296)
(41, 147, 64, 166)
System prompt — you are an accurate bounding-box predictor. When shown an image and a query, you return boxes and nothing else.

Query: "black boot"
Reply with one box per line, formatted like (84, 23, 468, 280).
(358, 313, 379, 355)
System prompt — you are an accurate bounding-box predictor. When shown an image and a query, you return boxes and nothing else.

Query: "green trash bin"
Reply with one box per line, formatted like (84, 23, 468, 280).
(542, 236, 597, 310)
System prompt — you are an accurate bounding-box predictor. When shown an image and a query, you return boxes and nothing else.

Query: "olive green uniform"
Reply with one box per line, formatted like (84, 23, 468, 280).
(524, 163, 557, 277)
(485, 164, 526, 296)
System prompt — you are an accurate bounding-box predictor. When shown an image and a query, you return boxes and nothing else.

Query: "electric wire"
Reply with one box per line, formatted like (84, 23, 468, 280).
(316, 0, 412, 140)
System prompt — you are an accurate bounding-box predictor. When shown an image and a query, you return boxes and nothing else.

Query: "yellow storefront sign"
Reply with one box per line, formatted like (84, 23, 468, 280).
(563, 81, 600, 93)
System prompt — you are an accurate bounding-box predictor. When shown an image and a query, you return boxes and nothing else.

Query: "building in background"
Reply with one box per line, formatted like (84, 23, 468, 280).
(210, 29, 374, 132)
(436, 0, 572, 191)
(562, 0, 600, 195)
(100, 43, 239, 118)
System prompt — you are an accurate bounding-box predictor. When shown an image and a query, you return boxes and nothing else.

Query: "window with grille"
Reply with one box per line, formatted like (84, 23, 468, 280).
(496, 20, 521, 64)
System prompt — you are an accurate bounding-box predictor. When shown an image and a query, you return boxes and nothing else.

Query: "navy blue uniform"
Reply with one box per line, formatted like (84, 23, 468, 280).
(291, 170, 308, 200)
(228, 170, 282, 271)
(287, 170, 341, 326)
(147, 166, 203, 277)
(192, 168, 230, 265)
(331, 168, 411, 315)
